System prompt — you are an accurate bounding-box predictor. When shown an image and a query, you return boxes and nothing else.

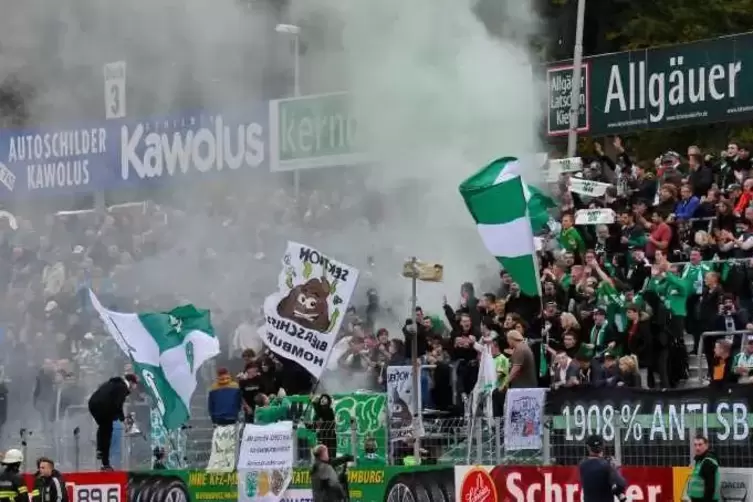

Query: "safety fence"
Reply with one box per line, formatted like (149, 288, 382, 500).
(18, 464, 753, 502)
(29, 382, 753, 471)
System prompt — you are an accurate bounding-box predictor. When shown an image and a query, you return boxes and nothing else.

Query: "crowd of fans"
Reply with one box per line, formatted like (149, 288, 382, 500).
(5, 130, 753, 467)
(216, 138, 753, 427)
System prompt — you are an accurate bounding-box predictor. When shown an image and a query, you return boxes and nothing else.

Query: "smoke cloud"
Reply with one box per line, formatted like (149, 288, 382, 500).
(0, 0, 546, 422)
(289, 0, 545, 312)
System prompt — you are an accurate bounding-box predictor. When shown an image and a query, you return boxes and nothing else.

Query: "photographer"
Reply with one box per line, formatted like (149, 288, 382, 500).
(311, 444, 349, 502)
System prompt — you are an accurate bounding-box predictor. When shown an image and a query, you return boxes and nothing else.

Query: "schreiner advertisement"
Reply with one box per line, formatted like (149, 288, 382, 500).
(454, 465, 675, 502)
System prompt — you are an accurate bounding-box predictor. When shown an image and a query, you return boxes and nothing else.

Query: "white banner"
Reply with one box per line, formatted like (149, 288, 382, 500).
(238, 421, 294, 502)
(575, 208, 616, 225)
(503, 388, 546, 451)
(545, 157, 582, 182)
(569, 177, 611, 197)
(258, 242, 359, 378)
(387, 366, 422, 436)
(206, 424, 239, 471)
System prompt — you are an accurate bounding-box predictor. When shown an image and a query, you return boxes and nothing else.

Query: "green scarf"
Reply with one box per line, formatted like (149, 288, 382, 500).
(590, 321, 608, 347)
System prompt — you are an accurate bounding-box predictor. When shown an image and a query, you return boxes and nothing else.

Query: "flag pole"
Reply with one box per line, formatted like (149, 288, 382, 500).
(409, 257, 422, 462)
(528, 212, 552, 383)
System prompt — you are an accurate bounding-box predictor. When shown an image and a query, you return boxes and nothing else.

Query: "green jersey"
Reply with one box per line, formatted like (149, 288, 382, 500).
(597, 281, 627, 332)
(681, 262, 712, 295)
(558, 227, 585, 255)
(645, 272, 690, 316)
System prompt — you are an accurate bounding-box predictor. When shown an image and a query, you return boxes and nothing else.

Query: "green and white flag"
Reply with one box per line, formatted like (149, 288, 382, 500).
(459, 157, 541, 297)
(89, 290, 220, 430)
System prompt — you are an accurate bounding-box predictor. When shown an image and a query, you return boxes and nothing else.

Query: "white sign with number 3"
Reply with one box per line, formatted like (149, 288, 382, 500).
(104, 61, 126, 120)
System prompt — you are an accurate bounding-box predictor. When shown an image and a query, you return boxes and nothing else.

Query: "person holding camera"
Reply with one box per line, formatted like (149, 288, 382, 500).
(311, 444, 350, 502)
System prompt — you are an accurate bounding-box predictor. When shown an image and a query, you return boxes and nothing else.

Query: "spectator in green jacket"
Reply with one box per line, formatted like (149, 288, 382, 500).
(358, 436, 385, 466)
(253, 389, 291, 425)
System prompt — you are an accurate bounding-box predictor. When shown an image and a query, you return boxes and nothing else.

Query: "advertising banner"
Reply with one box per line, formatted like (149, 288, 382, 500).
(268, 92, 369, 172)
(289, 466, 454, 502)
(118, 106, 267, 187)
(0, 103, 268, 198)
(547, 383, 753, 465)
(673, 466, 753, 502)
(546, 32, 753, 136)
(455, 465, 674, 502)
(258, 242, 360, 378)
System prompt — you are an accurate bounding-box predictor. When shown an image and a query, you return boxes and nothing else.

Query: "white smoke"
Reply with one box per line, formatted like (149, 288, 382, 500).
(289, 0, 545, 313)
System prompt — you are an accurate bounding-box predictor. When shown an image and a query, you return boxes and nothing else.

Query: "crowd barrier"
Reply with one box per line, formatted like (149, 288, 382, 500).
(20, 465, 753, 502)
(33, 381, 753, 472)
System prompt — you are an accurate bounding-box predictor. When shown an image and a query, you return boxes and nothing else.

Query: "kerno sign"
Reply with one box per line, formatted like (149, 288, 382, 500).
(120, 114, 265, 180)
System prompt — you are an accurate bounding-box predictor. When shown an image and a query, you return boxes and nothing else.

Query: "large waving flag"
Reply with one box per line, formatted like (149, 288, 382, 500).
(459, 157, 542, 297)
(90, 290, 220, 429)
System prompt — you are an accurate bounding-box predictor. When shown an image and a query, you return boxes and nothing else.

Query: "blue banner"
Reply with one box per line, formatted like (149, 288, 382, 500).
(0, 102, 269, 197)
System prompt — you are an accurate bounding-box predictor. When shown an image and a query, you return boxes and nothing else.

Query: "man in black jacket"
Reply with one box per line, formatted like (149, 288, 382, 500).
(579, 435, 627, 502)
(31, 457, 67, 502)
(88, 374, 138, 470)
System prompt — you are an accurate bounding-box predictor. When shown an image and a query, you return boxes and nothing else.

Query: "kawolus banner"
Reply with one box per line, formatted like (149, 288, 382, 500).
(118, 105, 267, 186)
(0, 123, 117, 196)
(0, 103, 268, 198)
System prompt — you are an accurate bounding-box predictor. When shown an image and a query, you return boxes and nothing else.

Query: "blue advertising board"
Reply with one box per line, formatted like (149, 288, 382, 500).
(0, 102, 269, 198)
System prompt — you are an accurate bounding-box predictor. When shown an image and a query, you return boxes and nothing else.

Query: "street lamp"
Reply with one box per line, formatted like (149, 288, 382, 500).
(566, 0, 586, 159)
(275, 23, 302, 199)
(402, 258, 444, 463)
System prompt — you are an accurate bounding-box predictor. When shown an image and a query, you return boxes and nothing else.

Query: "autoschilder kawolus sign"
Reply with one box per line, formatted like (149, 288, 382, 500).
(546, 384, 753, 467)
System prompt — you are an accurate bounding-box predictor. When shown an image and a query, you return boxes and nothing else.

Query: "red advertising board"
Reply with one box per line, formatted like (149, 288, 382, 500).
(24, 471, 127, 502)
(456, 465, 674, 502)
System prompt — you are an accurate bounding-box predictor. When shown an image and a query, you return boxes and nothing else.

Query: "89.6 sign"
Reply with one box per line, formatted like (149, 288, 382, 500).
(25, 471, 127, 502)
(67, 483, 120, 502)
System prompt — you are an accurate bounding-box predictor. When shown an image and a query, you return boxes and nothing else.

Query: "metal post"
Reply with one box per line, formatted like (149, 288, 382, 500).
(73, 427, 81, 471)
(292, 34, 301, 202)
(19, 429, 28, 473)
(410, 257, 421, 461)
(349, 417, 358, 462)
(494, 417, 502, 464)
(566, 0, 587, 158)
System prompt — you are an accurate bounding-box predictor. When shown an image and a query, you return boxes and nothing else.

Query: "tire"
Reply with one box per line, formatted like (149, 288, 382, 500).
(127, 476, 152, 502)
(408, 478, 433, 502)
(385, 475, 416, 502)
(418, 470, 451, 502)
(138, 476, 164, 502)
(157, 477, 190, 502)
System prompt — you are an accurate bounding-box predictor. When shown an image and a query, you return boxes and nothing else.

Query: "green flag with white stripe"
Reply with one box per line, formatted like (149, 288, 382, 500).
(89, 290, 220, 430)
(459, 157, 541, 297)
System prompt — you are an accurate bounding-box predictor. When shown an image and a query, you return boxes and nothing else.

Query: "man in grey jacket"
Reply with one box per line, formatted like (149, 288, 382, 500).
(311, 444, 348, 502)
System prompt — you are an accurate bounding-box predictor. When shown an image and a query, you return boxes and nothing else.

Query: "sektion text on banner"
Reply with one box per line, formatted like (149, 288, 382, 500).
(258, 242, 359, 378)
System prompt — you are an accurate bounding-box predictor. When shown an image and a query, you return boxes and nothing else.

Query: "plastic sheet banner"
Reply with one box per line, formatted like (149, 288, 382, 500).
(287, 392, 387, 459)
(237, 421, 294, 502)
(455, 465, 674, 502)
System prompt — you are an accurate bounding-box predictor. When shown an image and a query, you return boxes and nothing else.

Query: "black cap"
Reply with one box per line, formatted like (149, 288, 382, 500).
(593, 307, 607, 316)
(586, 434, 604, 452)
